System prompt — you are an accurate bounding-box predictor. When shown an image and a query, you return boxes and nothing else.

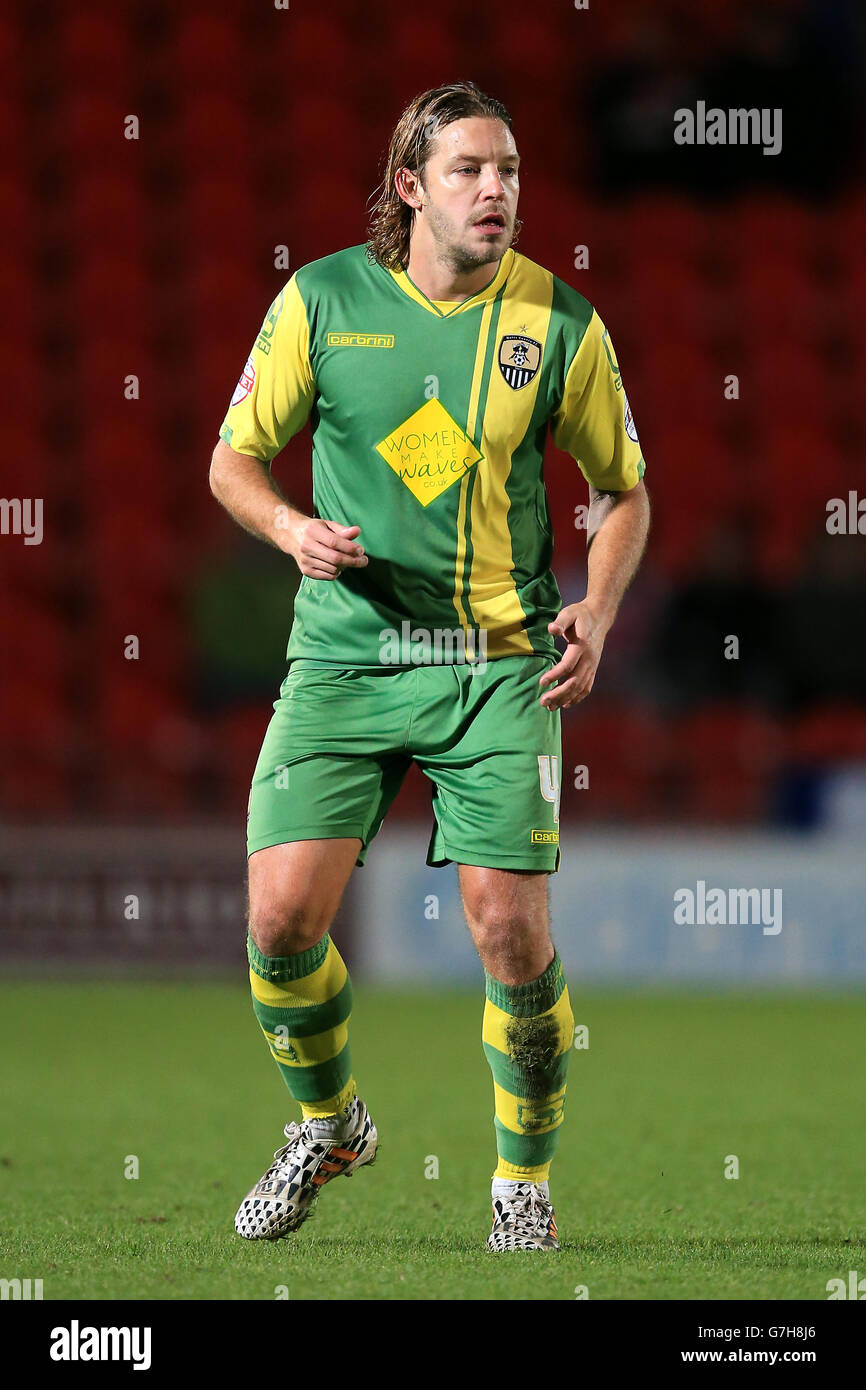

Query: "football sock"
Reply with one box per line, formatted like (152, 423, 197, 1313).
(247, 932, 356, 1120)
(482, 951, 574, 1184)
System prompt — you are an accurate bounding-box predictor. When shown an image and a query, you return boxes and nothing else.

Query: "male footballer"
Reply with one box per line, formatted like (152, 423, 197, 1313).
(210, 81, 650, 1251)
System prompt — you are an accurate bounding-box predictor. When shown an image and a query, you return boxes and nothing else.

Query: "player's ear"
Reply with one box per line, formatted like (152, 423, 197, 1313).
(395, 167, 423, 210)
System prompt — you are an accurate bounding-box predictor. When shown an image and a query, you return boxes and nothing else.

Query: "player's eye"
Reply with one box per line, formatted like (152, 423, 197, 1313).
(456, 166, 477, 175)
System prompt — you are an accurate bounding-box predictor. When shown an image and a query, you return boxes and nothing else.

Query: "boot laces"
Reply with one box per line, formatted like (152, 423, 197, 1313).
(500, 1183, 552, 1229)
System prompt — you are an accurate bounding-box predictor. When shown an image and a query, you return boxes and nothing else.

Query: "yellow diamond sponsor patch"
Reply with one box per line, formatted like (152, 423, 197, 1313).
(375, 398, 483, 507)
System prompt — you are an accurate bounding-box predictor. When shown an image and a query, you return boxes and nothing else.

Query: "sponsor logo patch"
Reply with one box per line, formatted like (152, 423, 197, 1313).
(375, 398, 483, 506)
(230, 357, 255, 407)
(327, 331, 395, 348)
(498, 334, 542, 390)
(531, 829, 559, 844)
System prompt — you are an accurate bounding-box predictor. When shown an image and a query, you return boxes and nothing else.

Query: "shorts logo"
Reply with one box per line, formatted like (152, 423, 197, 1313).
(537, 753, 561, 823)
(327, 331, 395, 348)
(624, 393, 639, 444)
(531, 829, 559, 844)
(230, 357, 255, 407)
(375, 398, 483, 506)
(498, 334, 542, 390)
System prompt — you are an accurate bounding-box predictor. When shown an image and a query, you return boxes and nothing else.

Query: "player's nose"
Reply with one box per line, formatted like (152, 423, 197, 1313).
(480, 167, 506, 199)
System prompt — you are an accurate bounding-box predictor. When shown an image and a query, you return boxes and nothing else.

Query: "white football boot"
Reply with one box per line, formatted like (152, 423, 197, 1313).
(487, 1178, 560, 1251)
(234, 1094, 377, 1240)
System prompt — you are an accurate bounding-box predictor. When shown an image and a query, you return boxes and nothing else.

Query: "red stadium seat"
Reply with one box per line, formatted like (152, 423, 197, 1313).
(169, 11, 241, 84)
(626, 195, 710, 267)
(751, 342, 839, 438)
(207, 705, 272, 815)
(729, 197, 821, 271)
(831, 193, 866, 281)
(735, 258, 834, 349)
(86, 500, 182, 588)
(563, 703, 672, 821)
(185, 254, 271, 341)
(674, 706, 784, 822)
(175, 94, 257, 175)
(627, 263, 725, 350)
(389, 17, 462, 90)
(283, 95, 369, 185)
(0, 675, 78, 816)
(184, 174, 259, 248)
(283, 176, 377, 266)
(95, 668, 201, 812)
(0, 339, 42, 441)
(69, 249, 153, 328)
(55, 91, 132, 165)
(58, 11, 132, 87)
(66, 171, 148, 254)
(272, 14, 364, 98)
(0, 175, 39, 247)
(495, 14, 573, 85)
(791, 704, 866, 764)
(0, 86, 27, 173)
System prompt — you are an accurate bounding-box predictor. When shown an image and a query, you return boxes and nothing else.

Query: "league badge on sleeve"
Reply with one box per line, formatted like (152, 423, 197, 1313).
(231, 357, 256, 407)
(623, 393, 639, 444)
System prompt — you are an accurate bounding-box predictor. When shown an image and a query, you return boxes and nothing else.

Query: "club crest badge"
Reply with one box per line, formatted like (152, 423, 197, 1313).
(498, 334, 542, 390)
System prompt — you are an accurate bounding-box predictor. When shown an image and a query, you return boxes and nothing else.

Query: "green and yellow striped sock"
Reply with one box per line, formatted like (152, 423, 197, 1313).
(247, 932, 355, 1119)
(482, 952, 575, 1183)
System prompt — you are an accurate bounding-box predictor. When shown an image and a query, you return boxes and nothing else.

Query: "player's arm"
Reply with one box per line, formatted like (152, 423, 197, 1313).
(209, 443, 367, 579)
(209, 276, 367, 580)
(543, 313, 651, 709)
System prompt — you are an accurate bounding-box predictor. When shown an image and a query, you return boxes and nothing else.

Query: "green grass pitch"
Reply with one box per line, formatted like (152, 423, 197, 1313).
(1, 981, 864, 1300)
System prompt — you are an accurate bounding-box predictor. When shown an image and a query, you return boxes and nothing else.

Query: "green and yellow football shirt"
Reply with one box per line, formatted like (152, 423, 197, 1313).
(218, 244, 645, 667)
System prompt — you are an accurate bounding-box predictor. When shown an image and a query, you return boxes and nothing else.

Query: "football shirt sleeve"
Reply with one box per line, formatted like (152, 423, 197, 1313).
(550, 310, 645, 492)
(218, 275, 316, 462)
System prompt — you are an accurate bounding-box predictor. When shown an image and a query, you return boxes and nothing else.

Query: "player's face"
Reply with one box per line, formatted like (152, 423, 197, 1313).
(420, 117, 520, 272)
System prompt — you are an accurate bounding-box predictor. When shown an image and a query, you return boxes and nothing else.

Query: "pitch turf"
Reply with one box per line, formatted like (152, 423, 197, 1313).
(1, 981, 864, 1301)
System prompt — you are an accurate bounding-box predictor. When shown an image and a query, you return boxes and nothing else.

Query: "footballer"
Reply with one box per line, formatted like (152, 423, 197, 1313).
(210, 81, 650, 1251)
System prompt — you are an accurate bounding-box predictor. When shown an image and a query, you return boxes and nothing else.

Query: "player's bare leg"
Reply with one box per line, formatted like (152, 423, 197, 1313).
(459, 866, 553, 983)
(460, 866, 573, 1251)
(234, 839, 378, 1240)
(247, 837, 360, 956)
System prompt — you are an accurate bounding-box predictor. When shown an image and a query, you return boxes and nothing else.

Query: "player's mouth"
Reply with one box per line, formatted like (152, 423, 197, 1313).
(472, 213, 506, 234)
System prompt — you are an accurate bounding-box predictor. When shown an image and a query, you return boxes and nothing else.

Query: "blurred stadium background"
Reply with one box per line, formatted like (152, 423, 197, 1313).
(1, 0, 865, 990)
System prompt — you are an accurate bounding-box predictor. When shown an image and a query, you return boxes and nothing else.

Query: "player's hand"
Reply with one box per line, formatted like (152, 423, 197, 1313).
(538, 599, 610, 709)
(284, 518, 369, 580)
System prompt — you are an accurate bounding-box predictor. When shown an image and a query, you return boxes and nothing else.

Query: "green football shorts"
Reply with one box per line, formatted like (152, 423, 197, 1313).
(246, 656, 562, 872)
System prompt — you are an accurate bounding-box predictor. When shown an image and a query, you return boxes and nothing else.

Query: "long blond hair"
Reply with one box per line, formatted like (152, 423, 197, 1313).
(366, 81, 518, 270)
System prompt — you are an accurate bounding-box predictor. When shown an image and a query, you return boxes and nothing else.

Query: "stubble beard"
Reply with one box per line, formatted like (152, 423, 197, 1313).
(425, 199, 512, 276)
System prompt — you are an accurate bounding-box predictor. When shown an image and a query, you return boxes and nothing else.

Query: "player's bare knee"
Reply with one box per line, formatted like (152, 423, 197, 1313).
(248, 897, 332, 956)
(470, 913, 546, 975)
